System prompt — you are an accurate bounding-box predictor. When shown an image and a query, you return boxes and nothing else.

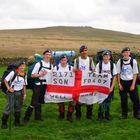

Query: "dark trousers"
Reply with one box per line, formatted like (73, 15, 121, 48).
(98, 90, 114, 120)
(24, 84, 46, 121)
(119, 80, 140, 117)
(75, 102, 93, 118)
(31, 84, 46, 106)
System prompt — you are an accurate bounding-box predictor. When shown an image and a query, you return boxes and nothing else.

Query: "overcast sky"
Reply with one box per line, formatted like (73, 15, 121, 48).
(0, 0, 140, 34)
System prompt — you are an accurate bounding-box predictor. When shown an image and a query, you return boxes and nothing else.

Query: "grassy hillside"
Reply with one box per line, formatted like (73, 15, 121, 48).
(0, 26, 140, 58)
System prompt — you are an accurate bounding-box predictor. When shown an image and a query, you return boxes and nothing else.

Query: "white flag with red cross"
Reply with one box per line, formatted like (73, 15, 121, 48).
(44, 70, 111, 104)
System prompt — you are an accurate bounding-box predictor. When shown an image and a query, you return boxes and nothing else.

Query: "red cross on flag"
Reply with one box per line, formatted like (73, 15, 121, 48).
(45, 70, 110, 104)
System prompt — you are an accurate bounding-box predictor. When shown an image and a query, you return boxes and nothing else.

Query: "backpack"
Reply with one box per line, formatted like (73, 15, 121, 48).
(26, 61, 52, 89)
(120, 58, 140, 85)
(96, 49, 113, 64)
(1, 63, 18, 94)
(56, 64, 72, 71)
(76, 57, 93, 71)
(99, 61, 114, 76)
(52, 50, 75, 66)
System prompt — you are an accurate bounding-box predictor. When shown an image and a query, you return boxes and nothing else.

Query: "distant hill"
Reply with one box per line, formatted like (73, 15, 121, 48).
(0, 26, 140, 58)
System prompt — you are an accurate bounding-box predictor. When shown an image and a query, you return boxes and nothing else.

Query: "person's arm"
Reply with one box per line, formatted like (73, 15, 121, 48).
(91, 58, 95, 72)
(22, 85, 26, 101)
(130, 74, 137, 91)
(31, 62, 47, 78)
(110, 76, 116, 93)
(116, 60, 123, 91)
(130, 59, 138, 91)
(4, 79, 14, 93)
(110, 64, 117, 92)
(117, 74, 123, 91)
(73, 58, 78, 72)
(4, 71, 15, 93)
(95, 63, 99, 73)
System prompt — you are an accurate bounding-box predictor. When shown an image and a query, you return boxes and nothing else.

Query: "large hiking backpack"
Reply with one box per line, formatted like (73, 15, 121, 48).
(96, 49, 113, 64)
(120, 57, 140, 85)
(52, 50, 75, 66)
(52, 51, 75, 71)
(27, 61, 42, 89)
(1, 63, 18, 94)
(26, 54, 43, 89)
(27, 60, 52, 89)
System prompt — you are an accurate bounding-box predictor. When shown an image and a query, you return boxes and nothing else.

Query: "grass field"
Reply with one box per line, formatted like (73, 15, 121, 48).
(0, 66, 140, 140)
(0, 26, 140, 58)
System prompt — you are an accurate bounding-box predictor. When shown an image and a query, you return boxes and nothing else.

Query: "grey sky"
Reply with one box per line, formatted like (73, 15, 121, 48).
(0, 0, 140, 34)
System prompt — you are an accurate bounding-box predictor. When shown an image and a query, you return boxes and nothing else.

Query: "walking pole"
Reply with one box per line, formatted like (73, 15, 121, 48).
(9, 93, 12, 136)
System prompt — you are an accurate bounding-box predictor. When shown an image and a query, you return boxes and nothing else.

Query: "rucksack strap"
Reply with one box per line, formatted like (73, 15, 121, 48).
(99, 61, 114, 76)
(120, 58, 123, 71)
(68, 65, 71, 71)
(40, 61, 52, 71)
(56, 65, 59, 71)
(110, 61, 114, 76)
(99, 61, 102, 74)
(38, 61, 43, 73)
(89, 57, 93, 71)
(120, 58, 133, 71)
(130, 58, 133, 68)
(56, 65, 71, 71)
(76, 58, 79, 69)
(9, 71, 17, 88)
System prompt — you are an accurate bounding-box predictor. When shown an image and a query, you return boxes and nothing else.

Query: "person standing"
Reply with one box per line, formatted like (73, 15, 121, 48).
(54, 54, 75, 122)
(1, 61, 26, 129)
(23, 49, 53, 124)
(117, 47, 140, 119)
(74, 45, 95, 120)
(95, 50, 117, 120)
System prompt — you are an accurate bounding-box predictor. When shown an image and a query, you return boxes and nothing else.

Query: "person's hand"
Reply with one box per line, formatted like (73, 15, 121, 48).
(92, 69, 96, 73)
(39, 70, 48, 77)
(130, 84, 135, 91)
(23, 94, 26, 102)
(109, 87, 114, 93)
(8, 87, 14, 93)
(73, 68, 78, 72)
(118, 83, 123, 91)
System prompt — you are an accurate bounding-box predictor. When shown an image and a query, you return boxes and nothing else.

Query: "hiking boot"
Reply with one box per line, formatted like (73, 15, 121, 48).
(86, 105, 93, 120)
(105, 112, 111, 120)
(58, 113, 65, 120)
(67, 112, 73, 122)
(134, 114, 140, 120)
(35, 104, 42, 121)
(14, 112, 23, 127)
(1, 113, 9, 129)
(97, 113, 104, 121)
(75, 103, 81, 120)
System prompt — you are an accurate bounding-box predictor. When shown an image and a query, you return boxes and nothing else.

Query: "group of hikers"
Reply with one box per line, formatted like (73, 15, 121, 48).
(1, 45, 140, 129)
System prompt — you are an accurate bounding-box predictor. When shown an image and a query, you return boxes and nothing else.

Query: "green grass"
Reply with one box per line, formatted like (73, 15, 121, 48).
(0, 66, 140, 140)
